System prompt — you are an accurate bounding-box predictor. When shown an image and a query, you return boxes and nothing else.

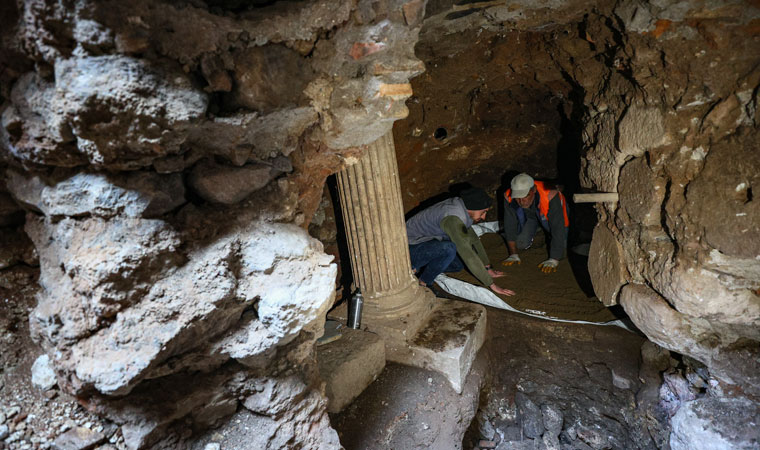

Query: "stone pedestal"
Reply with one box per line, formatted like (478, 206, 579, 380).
(327, 299, 486, 393)
(406, 300, 486, 393)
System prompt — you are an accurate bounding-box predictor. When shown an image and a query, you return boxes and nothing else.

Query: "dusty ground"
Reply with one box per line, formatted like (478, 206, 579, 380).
(331, 306, 649, 450)
(331, 355, 487, 450)
(331, 231, 649, 450)
(466, 308, 651, 449)
(0, 266, 125, 450)
(449, 232, 622, 323)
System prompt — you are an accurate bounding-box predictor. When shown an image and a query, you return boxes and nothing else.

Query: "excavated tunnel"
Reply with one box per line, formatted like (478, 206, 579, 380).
(0, 1, 758, 449)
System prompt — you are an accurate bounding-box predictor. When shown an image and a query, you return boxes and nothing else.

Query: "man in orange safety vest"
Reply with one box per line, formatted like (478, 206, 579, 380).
(501, 173, 569, 273)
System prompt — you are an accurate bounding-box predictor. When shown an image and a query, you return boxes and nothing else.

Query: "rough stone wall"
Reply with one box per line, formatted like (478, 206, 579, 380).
(0, 0, 427, 447)
(563, 1, 760, 404)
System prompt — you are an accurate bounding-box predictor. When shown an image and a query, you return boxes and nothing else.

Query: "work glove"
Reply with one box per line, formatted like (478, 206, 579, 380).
(538, 258, 559, 273)
(501, 254, 521, 266)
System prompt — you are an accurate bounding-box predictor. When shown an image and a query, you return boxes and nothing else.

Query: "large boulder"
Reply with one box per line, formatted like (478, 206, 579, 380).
(670, 397, 760, 450)
(7, 169, 186, 218)
(30, 218, 335, 397)
(188, 160, 282, 205)
(2, 56, 208, 169)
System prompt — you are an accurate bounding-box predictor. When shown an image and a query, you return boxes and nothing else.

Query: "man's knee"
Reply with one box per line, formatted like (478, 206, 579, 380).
(515, 234, 534, 250)
(440, 240, 457, 257)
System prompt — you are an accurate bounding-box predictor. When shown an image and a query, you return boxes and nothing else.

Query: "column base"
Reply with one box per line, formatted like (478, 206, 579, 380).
(328, 289, 486, 394)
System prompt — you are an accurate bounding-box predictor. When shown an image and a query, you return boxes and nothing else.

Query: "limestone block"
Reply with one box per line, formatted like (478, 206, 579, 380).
(317, 327, 385, 413)
(683, 134, 760, 259)
(1, 73, 81, 167)
(402, 0, 426, 26)
(623, 284, 760, 398)
(619, 283, 711, 361)
(189, 108, 318, 161)
(53, 426, 106, 450)
(617, 106, 665, 158)
(618, 157, 666, 227)
(58, 221, 335, 396)
(31, 354, 57, 390)
(671, 397, 760, 450)
(242, 375, 308, 416)
(588, 224, 628, 306)
(2, 56, 208, 169)
(189, 160, 279, 205)
(614, 1, 655, 33)
(408, 300, 487, 393)
(7, 169, 185, 218)
(659, 260, 760, 327)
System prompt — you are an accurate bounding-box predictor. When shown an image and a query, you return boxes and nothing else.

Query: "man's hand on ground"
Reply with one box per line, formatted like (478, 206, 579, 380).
(538, 258, 559, 273)
(487, 267, 505, 278)
(490, 283, 515, 296)
(501, 254, 521, 266)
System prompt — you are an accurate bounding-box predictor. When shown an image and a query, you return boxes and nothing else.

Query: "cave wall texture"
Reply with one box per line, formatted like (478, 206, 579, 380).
(0, 0, 759, 447)
(0, 0, 425, 447)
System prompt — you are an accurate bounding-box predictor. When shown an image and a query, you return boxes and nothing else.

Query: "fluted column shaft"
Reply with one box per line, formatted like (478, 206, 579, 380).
(337, 130, 419, 318)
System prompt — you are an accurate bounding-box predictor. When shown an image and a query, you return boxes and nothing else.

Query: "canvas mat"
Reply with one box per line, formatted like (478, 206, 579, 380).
(435, 222, 629, 329)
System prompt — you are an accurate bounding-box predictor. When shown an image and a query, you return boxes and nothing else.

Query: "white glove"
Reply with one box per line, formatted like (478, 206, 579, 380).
(538, 258, 559, 273)
(501, 254, 521, 266)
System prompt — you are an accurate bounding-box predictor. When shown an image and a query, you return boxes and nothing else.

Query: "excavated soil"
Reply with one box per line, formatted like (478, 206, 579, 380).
(448, 232, 620, 323)
(0, 266, 125, 449)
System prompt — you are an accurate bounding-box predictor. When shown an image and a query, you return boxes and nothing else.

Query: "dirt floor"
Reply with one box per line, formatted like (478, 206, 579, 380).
(0, 266, 126, 450)
(448, 232, 622, 323)
(331, 355, 487, 450)
(332, 307, 650, 450)
(331, 232, 652, 450)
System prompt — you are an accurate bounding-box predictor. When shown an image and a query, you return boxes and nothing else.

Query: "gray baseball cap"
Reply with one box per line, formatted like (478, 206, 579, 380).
(510, 173, 534, 199)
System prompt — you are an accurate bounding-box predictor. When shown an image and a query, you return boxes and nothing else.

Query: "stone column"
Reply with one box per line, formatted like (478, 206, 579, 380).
(335, 130, 485, 391)
(336, 130, 426, 323)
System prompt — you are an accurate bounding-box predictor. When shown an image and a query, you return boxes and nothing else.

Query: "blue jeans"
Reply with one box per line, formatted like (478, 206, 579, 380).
(409, 240, 464, 286)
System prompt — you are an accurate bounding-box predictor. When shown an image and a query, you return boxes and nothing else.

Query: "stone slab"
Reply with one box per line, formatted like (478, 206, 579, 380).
(406, 299, 487, 393)
(317, 327, 385, 413)
(588, 224, 628, 306)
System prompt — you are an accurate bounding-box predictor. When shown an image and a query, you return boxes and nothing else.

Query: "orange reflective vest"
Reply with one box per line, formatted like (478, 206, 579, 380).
(505, 181, 569, 227)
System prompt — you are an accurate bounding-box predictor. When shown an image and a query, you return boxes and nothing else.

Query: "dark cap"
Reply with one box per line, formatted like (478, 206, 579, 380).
(460, 187, 491, 210)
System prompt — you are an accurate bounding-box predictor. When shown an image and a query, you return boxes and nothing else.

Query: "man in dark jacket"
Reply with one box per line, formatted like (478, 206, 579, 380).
(501, 173, 570, 273)
(406, 187, 514, 296)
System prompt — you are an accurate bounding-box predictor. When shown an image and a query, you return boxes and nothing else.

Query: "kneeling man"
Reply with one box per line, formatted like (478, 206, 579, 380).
(501, 173, 569, 273)
(406, 187, 514, 296)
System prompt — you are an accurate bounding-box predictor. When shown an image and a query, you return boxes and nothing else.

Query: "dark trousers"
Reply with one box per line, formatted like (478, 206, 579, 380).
(409, 240, 464, 286)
